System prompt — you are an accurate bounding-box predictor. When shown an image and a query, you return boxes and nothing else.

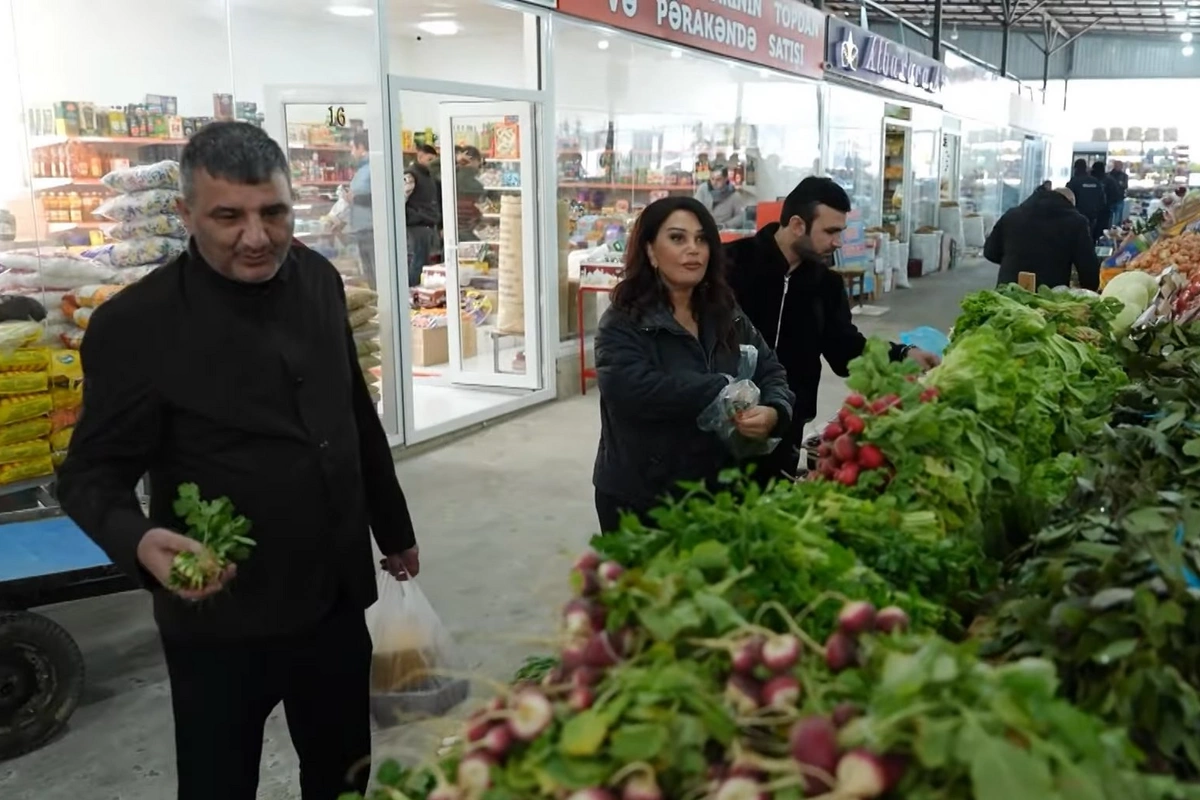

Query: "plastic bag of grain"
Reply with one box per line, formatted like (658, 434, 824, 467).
(101, 160, 180, 194)
(94, 189, 181, 222)
(108, 214, 188, 241)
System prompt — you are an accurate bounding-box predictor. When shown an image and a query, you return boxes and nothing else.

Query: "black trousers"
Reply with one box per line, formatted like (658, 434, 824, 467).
(161, 602, 372, 800)
(595, 489, 656, 533)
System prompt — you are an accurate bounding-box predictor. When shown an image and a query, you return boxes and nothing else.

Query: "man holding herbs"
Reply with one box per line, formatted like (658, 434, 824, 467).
(58, 121, 420, 800)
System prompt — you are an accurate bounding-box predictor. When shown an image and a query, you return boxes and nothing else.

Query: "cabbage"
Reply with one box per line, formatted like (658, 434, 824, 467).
(1102, 271, 1158, 332)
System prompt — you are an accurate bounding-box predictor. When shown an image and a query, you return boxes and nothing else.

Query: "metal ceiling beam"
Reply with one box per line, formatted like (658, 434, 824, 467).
(848, 0, 1008, 75)
(1047, 15, 1108, 55)
(1010, 0, 1052, 26)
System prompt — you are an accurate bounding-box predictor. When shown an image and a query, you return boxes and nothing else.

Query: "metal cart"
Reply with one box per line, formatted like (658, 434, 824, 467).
(0, 479, 134, 760)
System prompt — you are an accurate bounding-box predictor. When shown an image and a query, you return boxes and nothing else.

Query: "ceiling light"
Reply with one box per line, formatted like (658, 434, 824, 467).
(328, 4, 373, 16)
(1176, 10, 1190, 21)
(597, 39, 610, 50)
(1184, 31, 1194, 41)
(669, 47, 683, 58)
(417, 20, 459, 35)
(1185, 44, 1196, 55)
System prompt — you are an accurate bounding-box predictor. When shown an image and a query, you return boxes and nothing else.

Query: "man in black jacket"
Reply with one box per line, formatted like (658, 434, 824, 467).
(1092, 161, 1121, 234)
(404, 152, 441, 286)
(1067, 159, 1108, 242)
(58, 122, 420, 800)
(726, 177, 939, 481)
(984, 186, 1099, 292)
(1109, 160, 1129, 224)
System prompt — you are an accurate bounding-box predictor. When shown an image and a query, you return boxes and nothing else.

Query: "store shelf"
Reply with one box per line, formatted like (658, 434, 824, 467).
(32, 177, 108, 192)
(30, 135, 188, 148)
(287, 142, 351, 151)
(558, 182, 694, 192)
(482, 185, 522, 192)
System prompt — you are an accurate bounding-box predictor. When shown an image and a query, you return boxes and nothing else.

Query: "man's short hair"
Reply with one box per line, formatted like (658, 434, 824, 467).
(781, 176, 851, 230)
(461, 145, 482, 162)
(180, 121, 289, 201)
(352, 132, 370, 151)
(417, 144, 439, 157)
(1074, 158, 1087, 172)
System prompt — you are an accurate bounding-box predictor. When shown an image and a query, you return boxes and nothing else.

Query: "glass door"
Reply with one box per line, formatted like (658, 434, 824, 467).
(439, 101, 541, 391)
(882, 120, 912, 242)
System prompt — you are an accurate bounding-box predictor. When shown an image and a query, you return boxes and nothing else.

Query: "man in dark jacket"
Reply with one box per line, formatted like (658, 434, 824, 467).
(455, 145, 485, 242)
(404, 154, 441, 286)
(58, 122, 420, 800)
(725, 177, 939, 481)
(1067, 159, 1108, 242)
(984, 187, 1099, 292)
(1108, 159, 1129, 224)
(1092, 161, 1121, 234)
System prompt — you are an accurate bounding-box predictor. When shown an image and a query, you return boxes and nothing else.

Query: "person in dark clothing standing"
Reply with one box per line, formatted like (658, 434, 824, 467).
(593, 196, 793, 532)
(1092, 161, 1121, 234)
(984, 186, 1099, 292)
(1108, 159, 1129, 225)
(57, 122, 421, 800)
(404, 151, 441, 287)
(455, 145, 485, 242)
(725, 177, 940, 482)
(1066, 159, 1108, 242)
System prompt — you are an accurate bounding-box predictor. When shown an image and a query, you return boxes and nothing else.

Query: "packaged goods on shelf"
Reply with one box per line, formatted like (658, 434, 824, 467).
(72, 284, 124, 308)
(93, 188, 181, 222)
(0, 321, 45, 352)
(101, 160, 180, 194)
(109, 214, 188, 241)
(0, 455, 54, 486)
(82, 237, 185, 268)
(0, 394, 53, 427)
(0, 417, 52, 447)
(60, 327, 84, 350)
(0, 249, 117, 290)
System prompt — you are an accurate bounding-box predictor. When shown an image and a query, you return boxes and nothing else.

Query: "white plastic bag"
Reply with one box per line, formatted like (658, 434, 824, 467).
(697, 344, 781, 459)
(365, 572, 467, 724)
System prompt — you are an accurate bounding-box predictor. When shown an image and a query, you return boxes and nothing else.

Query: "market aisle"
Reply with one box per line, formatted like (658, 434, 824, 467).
(0, 260, 997, 800)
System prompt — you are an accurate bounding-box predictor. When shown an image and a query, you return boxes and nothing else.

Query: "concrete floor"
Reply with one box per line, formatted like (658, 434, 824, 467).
(0, 259, 997, 799)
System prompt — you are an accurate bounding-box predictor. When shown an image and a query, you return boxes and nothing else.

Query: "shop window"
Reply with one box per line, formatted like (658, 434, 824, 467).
(826, 85, 884, 230)
(387, 0, 541, 90)
(552, 19, 820, 343)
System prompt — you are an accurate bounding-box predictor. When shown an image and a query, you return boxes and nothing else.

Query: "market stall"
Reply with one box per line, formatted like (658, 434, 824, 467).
(347, 272, 1200, 799)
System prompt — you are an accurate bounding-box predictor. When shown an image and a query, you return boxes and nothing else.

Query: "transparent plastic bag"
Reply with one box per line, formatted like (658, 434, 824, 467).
(365, 572, 467, 724)
(697, 344, 781, 459)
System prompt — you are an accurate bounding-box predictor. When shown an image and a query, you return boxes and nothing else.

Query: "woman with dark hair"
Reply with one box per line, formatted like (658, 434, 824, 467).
(592, 196, 794, 532)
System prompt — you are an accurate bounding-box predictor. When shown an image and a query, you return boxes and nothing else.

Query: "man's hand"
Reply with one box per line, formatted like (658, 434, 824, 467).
(906, 347, 942, 371)
(381, 546, 420, 581)
(734, 406, 779, 441)
(136, 527, 235, 601)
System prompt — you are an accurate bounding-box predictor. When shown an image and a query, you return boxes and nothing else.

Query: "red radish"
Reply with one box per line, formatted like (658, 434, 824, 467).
(837, 601, 877, 635)
(457, 752, 495, 793)
(714, 777, 766, 800)
(622, 774, 663, 800)
(832, 435, 858, 463)
(561, 638, 588, 671)
(845, 393, 866, 409)
(761, 634, 800, 672)
(465, 713, 491, 742)
(857, 444, 885, 470)
(480, 723, 513, 757)
(724, 674, 761, 714)
(842, 412, 865, 435)
(542, 665, 566, 687)
(835, 463, 860, 487)
(825, 631, 859, 672)
(818, 459, 837, 479)
(568, 685, 595, 711)
(788, 716, 839, 794)
(428, 785, 464, 800)
(564, 600, 596, 638)
(574, 550, 602, 571)
(822, 421, 844, 441)
(837, 407, 851, 425)
(904, 374, 917, 383)
(761, 674, 801, 709)
(572, 567, 601, 597)
(583, 631, 621, 668)
(598, 561, 625, 588)
(817, 442, 832, 459)
(731, 636, 764, 675)
(881, 754, 908, 789)
(919, 386, 940, 403)
(831, 702, 862, 728)
(611, 627, 637, 658)
(566, 790, 617, 800)
(486, 696, 507, 712)
(835, 749, 890, 797)
(875, 605, 910, 634)
(572, 666, 602, 688)
(508, 689, 554, 741)
(870, 394, 901, 414)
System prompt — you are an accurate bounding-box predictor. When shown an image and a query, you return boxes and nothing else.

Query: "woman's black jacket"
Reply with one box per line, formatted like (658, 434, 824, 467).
(592, 302, 795, 511)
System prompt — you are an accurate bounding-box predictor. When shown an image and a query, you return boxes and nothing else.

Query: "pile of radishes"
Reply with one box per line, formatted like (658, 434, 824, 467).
(813, 388, 936, 486)
(722, 631, 804, 715)
(558, 550, 636, 710)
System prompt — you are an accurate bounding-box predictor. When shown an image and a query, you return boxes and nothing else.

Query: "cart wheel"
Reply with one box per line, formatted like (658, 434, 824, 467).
(0, 611, 84, 760)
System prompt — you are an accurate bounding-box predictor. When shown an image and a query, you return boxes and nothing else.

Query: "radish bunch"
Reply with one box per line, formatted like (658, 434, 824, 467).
(723, 632, 804, 714)
(824, 601, 910, 675)
(560, 550, 635, 711)
(814, 389, 937, 486)
(452, 690, 557, 799)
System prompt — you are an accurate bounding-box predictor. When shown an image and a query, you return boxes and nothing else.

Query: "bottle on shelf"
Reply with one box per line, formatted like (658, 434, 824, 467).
(68, 191, 83, 223)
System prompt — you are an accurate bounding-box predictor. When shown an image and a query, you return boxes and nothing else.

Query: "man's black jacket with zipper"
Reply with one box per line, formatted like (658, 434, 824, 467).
(726, 224, 907, 431)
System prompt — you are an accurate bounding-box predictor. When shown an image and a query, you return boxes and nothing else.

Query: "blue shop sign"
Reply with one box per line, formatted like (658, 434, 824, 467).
(825, 19, 946, 97)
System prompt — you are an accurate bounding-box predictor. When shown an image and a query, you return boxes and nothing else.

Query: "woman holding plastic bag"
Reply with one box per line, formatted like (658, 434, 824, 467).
(592, 196, 795, 532)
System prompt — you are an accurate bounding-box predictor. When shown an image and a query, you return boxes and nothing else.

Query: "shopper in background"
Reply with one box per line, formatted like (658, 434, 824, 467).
(348, 132, 376, 287)
(593, 196, 793, 532)
(58, 121, 421, 800)
(404, 151, 441, 288)
(455, 144, 485, 243)
(1067, 158, 1108, 242)
(725, 177, 940, 483)
(695, 166, 747, 229)
(1108, 159, 1129, 224)
(984, 187, 1099, 292)
(1092, 161, 1121, 235)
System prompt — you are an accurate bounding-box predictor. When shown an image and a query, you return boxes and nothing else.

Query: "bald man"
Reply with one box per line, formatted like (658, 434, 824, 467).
(984, 185, 1100, 291)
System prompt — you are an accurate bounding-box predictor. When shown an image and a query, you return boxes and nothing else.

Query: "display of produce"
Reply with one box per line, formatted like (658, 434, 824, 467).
(341, 277, 1200, 800)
